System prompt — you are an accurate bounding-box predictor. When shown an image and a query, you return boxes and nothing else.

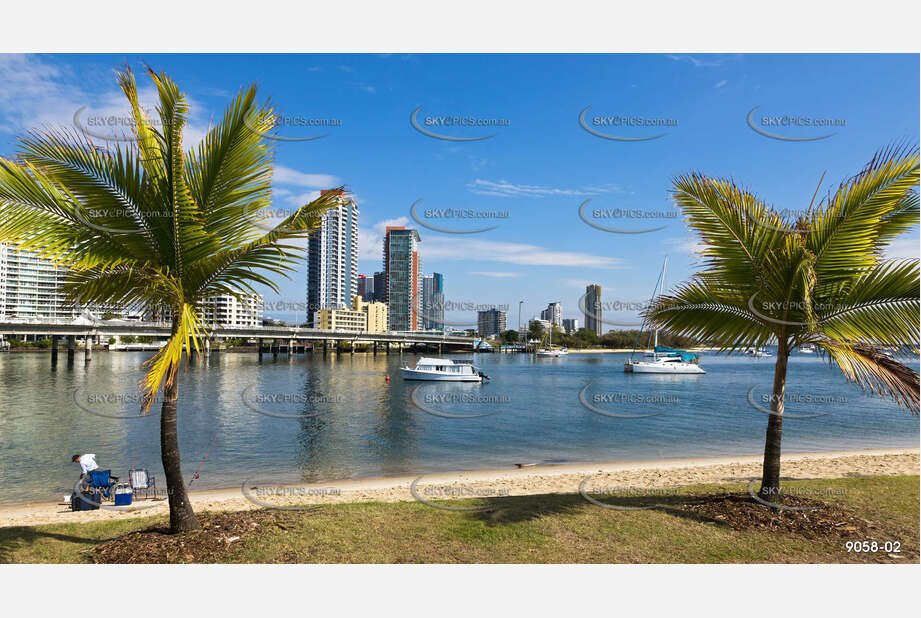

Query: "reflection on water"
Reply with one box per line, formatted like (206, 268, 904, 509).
(0, 350, 917, 503)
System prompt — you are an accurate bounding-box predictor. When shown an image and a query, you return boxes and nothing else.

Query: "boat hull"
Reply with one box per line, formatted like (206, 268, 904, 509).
(399, 368, 482, 381)
(624, 361, 706, 374)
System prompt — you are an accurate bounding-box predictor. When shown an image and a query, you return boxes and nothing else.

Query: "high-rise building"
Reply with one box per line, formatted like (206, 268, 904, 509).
(200, 294, 264, 329)
(372, 271, 387, 303)
(0, 242, 118, 320)
(421, 272, 445, 330)
(477, 308, 507, 337)
(562, 318, 579, 334)
(540, 302, 562, 327)
(357, 274, 374, 301)
(146, 294, 263, 327)
(584, 284, 603, 336)
(383, 227, 421, 331)
(0, 243, 71, 320)
(306, 191, 359, 326)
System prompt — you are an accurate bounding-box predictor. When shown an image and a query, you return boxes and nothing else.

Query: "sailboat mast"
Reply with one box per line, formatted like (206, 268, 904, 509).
(652, 256, 667, 358)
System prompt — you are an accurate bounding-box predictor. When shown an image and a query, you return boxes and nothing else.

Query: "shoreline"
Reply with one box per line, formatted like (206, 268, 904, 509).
(1, 447, 917, 528)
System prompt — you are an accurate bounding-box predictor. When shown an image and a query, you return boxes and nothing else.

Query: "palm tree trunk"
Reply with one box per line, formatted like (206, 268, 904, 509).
(160, 320, 200, 532)
(759, 342, 789, 499)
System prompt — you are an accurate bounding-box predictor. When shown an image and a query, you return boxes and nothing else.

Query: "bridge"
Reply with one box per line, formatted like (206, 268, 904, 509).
(0, 319, 477, 365)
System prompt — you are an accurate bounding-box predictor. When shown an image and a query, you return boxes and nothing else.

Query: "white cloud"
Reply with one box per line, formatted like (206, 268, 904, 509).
(467, 179, 622, 198)
(714, 80, 728, 88)
(885, 235, 920, 260)
(664, 236, 706, 256)
(468, 271, 521, 278)
(347, 82, 376, 94)
(358, 217, 622, 269)
(423, 237, 624, 268)
(664, 54, 722, 68)
(0, 54, 212, 149)
(273, 165, 340, 188)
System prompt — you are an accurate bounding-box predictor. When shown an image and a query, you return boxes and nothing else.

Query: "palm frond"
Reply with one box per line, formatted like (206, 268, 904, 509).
(817, 338, 920, 412)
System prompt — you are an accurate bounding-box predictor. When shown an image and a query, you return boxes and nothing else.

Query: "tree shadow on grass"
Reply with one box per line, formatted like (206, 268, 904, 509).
(0, 527, 101, 564)
(458, 491, 764, 529)
(463, 493, 588, 526)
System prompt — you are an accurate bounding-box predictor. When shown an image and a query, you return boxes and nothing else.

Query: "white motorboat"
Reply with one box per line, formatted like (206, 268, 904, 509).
(799, 344, 816, 354)
(400, 357, 489, 382)
(744, 347, 773, 358)
(623, 256, 706, 375)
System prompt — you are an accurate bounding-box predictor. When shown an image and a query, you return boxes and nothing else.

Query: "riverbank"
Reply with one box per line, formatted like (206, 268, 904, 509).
(2, 447, 916, 529)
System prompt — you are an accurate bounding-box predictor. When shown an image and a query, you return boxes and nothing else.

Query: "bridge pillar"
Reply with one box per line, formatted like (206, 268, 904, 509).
(288, 339, 293, 357)
(84, 335, 93, 363)
(205, 337, 211, 358)
(438, 343, 443, 355)
(349, 340, 354, 355)
(258, 338, 264, 361)
(271, 338, 278, 360)
(385, 342, 390, 354)
(51, 335, 59, 368)
(373, 342, 378, 356)
(322, 339, 328, 357)
(67, 335, 76, 366)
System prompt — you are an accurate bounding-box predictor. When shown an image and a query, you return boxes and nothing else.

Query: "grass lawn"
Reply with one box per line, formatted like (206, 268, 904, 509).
(1, 475, 917, 564)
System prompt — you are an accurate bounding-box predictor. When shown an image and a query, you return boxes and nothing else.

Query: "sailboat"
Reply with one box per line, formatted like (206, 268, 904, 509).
(536, 323, 568, 357)
(624, 256, 705, 374)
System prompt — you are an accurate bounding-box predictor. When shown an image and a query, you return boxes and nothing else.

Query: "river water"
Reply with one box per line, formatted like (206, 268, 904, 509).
(0, 350, 917, 504)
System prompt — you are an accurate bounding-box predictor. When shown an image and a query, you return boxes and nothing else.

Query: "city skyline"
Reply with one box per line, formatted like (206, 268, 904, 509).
(0, 54, 917, 329)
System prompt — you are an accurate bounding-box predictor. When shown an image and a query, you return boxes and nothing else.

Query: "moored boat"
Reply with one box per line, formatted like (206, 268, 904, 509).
(399, 357, 489, 381)
(623, 256, 706, 375)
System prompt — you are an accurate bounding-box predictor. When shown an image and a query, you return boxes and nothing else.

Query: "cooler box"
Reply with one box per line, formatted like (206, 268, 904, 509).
(114, 484, 133, 506)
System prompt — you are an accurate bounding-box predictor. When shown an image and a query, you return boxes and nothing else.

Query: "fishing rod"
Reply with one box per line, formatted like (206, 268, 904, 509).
(187, 431, 219, 488)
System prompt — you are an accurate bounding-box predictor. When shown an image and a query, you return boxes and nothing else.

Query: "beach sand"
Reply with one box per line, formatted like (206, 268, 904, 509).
(1, 447, 917, 528)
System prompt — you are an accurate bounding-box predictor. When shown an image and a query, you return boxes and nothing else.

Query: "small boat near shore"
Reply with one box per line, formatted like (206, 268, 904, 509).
(400, 357, 489, 382)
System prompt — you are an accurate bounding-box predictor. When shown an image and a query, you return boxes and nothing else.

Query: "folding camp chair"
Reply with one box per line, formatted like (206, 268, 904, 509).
(88, 469, 118, 501)
(129, 468, 158, 500)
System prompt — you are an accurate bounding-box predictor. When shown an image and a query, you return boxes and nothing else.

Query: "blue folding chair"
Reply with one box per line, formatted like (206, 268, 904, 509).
(88, 469, 118, 501)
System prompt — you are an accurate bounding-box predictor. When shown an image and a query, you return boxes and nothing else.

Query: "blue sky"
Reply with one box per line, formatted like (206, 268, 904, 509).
(1, 53, 918, 328)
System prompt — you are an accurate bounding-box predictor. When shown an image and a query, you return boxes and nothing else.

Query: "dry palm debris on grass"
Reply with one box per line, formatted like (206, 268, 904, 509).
(93, 510, 304, 564)
(674, 493, 879, 538)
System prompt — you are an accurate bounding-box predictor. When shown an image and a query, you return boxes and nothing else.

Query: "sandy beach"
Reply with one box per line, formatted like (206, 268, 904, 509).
(2, 447, 917, 528)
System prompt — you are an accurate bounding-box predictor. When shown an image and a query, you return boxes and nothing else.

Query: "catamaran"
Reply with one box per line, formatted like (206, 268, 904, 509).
(400, 357, 489, 382)
(623, 256, 706, 374)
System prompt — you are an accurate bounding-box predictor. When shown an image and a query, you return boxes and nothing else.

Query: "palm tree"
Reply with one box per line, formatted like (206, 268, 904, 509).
(0, 67, 345, 531)
(645, 145, 919, 499)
